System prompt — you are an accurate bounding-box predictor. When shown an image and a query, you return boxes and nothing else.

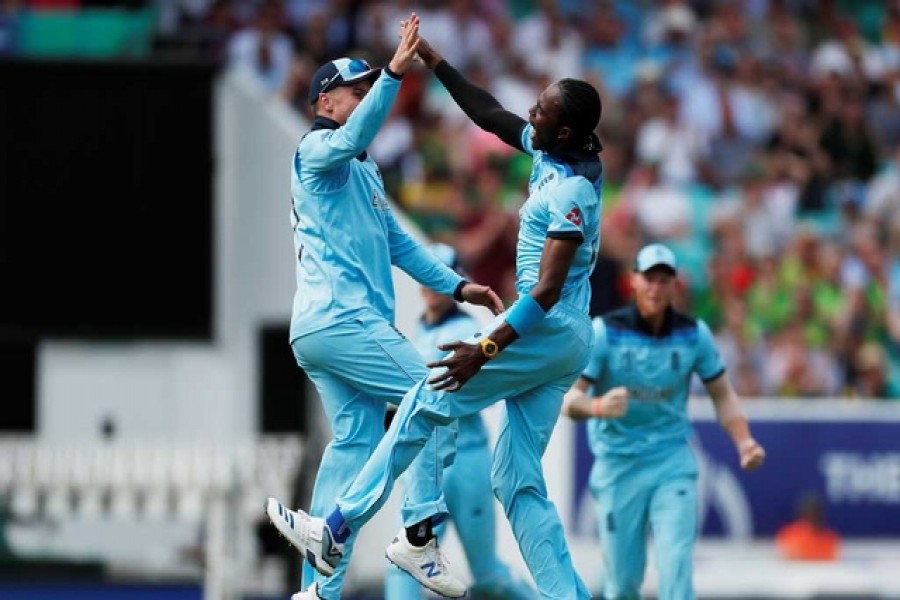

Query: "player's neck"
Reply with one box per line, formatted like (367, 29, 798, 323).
(639, 309, 666, 335)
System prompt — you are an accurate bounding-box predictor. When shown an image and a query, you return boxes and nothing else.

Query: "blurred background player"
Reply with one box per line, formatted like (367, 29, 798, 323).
(267, 29, 604, 600)
(267, 14, 503, 600)
(563, 242, 767, 600)
(383, 243, 536, 600)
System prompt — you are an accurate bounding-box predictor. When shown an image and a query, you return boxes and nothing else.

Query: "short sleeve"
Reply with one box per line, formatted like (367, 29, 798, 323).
(695, 319, 726, 382)
(582, 317, 608, 383)
(547, 176, 594, 241)
(520, 123, 535, 156)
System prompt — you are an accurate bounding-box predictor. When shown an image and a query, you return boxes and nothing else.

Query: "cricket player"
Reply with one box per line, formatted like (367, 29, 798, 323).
(273, 14, 503, 600)
(267, 30, 604, 600)
(562, 243, 766, 599)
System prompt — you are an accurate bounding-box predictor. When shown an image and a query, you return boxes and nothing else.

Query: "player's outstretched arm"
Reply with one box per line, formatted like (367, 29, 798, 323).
(416, 37, 527, 151)
(458, 282, 504, 315)
(300, 14, 419, 171)
(705, 374, 766, 471)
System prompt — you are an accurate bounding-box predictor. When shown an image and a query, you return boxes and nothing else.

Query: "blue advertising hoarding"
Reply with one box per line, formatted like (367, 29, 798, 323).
(572, 401, 900, 539)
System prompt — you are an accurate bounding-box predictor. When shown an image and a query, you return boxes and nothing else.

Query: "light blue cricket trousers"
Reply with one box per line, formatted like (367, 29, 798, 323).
(385, 424, 537, 600)
(291, 311, 452, 600)
(590, 443, 699, 600)
(337, 303, 594, 600)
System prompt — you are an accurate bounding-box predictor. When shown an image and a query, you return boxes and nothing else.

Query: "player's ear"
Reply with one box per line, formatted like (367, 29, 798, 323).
(316, 92, 332, 112)
(557, 125, 573, 143)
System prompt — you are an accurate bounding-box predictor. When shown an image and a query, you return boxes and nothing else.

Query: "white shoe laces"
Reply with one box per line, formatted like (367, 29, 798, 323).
(295, 511, 316, 543)
(424, 538, 451, 576)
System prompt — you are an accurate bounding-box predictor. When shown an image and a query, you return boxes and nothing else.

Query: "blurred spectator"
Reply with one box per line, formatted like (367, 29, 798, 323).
(818, 91, 879, 182)
(711, 162, 796, 261)
(227, 0, 293, 92)
(809, 16, 879, 83)
(634, 84, 710, 186)
(446, 164, 519, 304)
(625, 160, 692, 243)
(865, 146, 900, 226)
(588, 203, 640, 317)
(767, 320, 843, 397)
(680, 42, 774, 187)
(204, 0, 900, 401)
(582, 5, 640, 100)
(776, 493, 841, 561)
(851, 342, 898, 398)
(714, 295, 772, 397)
(0, 0, 22, 56)
(512, 0, 584, 81)
(421, 0, 495, 75)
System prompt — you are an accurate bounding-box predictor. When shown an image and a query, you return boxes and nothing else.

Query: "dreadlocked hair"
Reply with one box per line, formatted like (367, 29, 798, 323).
(557, 78, 602, 152)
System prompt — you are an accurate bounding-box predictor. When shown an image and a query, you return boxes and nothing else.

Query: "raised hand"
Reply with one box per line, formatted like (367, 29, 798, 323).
(415, 36, 443, 70)
(388, 13, 420, 76)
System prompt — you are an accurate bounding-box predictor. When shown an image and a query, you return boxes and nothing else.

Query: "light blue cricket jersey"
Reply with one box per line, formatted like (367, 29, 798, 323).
(415, 307, 488, 450)
(515, 125, 602, 315)
(290, 71, 463, 342)
(583, 305, 726, 456)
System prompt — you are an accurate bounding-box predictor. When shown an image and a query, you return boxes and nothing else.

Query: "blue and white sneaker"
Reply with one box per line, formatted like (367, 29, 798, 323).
(265, 497, 343, 577)
(385, 528, 466, 598)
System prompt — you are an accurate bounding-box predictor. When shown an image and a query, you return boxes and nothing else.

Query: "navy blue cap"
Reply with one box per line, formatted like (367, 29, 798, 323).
(308, 57, 381, 105)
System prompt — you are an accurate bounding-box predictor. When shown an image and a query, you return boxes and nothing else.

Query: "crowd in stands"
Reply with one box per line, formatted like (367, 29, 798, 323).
(215, 0, 900, 399)
(13, 0, 899, 399)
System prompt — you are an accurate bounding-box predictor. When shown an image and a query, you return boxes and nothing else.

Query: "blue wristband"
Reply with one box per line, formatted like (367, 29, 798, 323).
(504, 295, 546, 336)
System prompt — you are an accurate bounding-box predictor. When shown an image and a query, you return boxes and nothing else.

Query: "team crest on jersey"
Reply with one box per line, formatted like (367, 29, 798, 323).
(566, 206, 583, 226)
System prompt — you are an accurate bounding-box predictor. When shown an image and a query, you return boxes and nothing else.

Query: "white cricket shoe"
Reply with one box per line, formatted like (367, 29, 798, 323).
(385, 528, 466, 598)
(290, 583, 323, 600)
(265, 497, 343, 577)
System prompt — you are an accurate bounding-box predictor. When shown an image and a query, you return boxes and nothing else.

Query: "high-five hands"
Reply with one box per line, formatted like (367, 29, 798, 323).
(389, 13, 420, 75)
(414, 36, 443, 70)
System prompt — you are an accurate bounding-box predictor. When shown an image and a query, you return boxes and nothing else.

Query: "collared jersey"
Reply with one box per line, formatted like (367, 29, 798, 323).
(415, 307, 488, 449)
(515, 124, 602, 314)
(583, 305, 726, 456)
(290, 71, 463, 341)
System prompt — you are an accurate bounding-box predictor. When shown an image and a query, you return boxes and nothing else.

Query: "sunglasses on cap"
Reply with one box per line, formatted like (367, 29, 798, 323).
(320, 58, 374, 95)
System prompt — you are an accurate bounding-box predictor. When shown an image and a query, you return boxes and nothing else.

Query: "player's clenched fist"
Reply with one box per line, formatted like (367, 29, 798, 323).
(739, 438, 766, 471)
(595, 386, 628, 418)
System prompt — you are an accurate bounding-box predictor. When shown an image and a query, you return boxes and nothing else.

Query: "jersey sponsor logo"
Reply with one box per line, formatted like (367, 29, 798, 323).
(627, 385, 673, 402)
(535, 173, 555, 190)
(566, 206, 583, 226)
(372, 191, 388, 211)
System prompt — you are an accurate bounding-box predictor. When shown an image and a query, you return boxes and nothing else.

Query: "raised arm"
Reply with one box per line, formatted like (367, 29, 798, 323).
(416, 38, 528, 152)
(299, 14, 421, 171)
(298, 71, 403, 171)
